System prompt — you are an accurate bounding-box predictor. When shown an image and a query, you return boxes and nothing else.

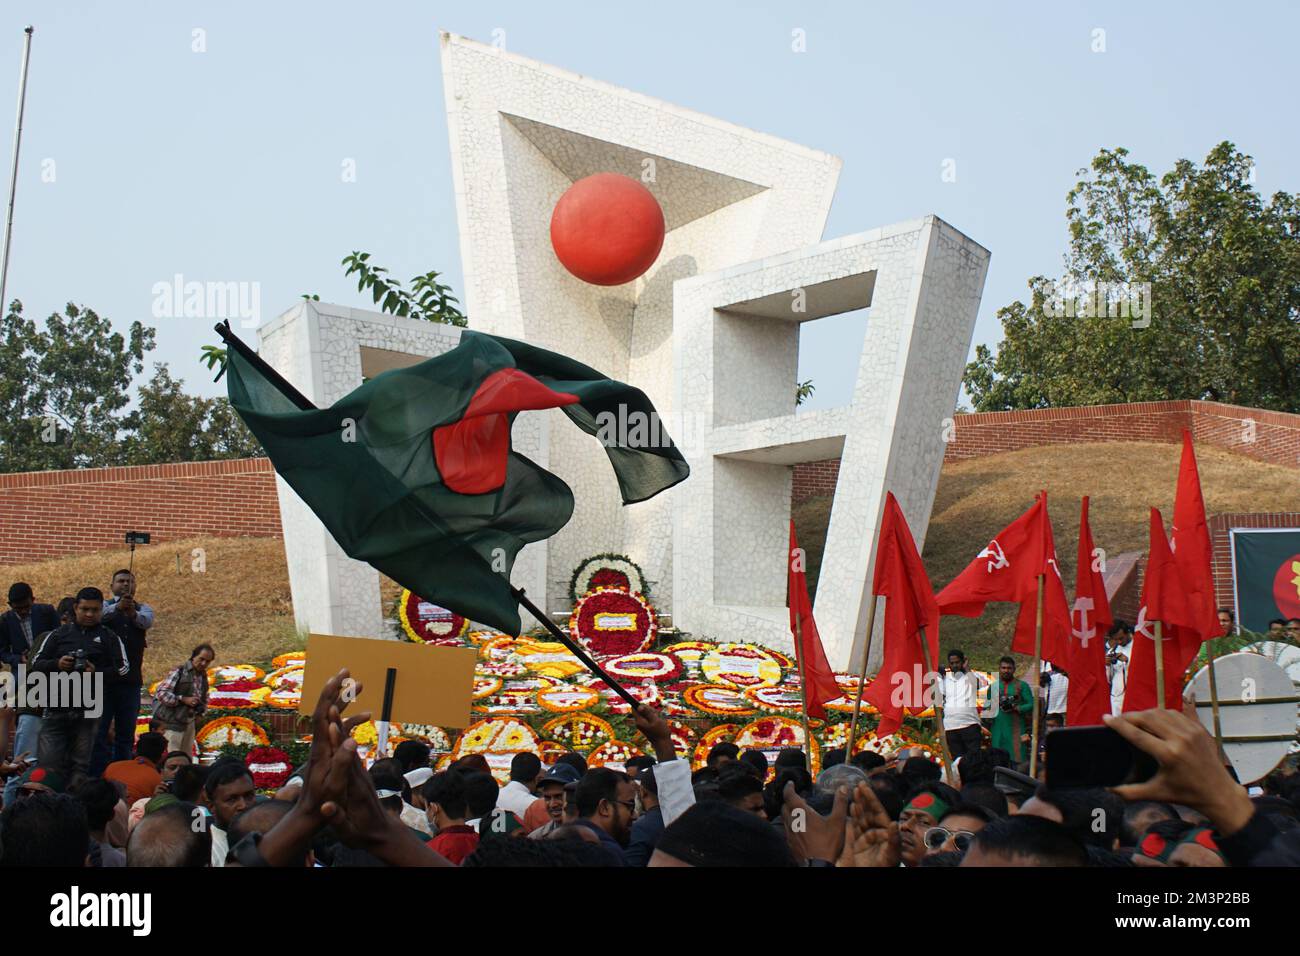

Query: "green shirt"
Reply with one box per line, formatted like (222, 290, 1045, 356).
(989, 678, 1034, 762)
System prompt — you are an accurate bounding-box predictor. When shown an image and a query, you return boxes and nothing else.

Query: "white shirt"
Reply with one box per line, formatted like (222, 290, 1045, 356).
(210, 825, 228, 868)
(940, 670, 984, 730)
(496, 780, 536, 820)
(652, 759, 694, 827)
(1042, 670, 1069, 715)
(1108, 642, 1131, 714)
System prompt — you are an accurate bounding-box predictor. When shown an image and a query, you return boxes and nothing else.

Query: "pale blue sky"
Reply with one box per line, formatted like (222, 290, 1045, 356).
(2, 1, 1296, 405)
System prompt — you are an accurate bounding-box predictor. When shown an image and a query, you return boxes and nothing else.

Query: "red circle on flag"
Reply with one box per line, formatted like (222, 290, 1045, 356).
(1271, 554, 1300, 620)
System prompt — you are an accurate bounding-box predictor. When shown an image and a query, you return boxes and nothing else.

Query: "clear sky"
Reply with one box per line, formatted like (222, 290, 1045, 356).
(1, 1, 1296, 404)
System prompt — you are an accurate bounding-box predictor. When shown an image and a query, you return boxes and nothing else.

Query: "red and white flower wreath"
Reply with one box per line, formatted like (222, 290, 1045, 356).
(568, 587, 657, 656)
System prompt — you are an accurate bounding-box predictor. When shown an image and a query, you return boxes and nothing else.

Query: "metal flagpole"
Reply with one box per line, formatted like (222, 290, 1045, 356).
(0, 26, 34, 317)
(917, 625, 953, 781)
(1028, 574, 1045, 777)
(1154, 620, 1166, 710)
(792, 615, 814, 763)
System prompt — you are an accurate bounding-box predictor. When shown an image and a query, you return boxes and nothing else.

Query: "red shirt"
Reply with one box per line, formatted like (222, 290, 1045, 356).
(427, 825, 480, 865)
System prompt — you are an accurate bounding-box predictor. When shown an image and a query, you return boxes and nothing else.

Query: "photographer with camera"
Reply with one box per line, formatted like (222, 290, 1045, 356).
(93, 568, 156, 775)
(985, 656, 1035, 770)
(28, 586, 129, 788)
(152, 643, 214, 755)
(1105, 621, 1133, 716)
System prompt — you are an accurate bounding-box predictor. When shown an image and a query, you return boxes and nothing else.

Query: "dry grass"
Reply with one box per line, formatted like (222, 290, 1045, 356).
(8, 442, 1295, 680)
(797, 442, 1299, 669)
(2, 536, 299, 683)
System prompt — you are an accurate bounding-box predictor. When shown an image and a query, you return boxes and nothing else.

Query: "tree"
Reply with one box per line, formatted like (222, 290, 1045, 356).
(964, 143, 1300, 413)
(121, 363, 261, 465)
(0, 299, 153, 471)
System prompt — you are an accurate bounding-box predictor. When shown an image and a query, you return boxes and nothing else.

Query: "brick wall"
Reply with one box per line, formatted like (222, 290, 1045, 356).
(791, 399, 1300, 502)
(0, 458, 282, 565)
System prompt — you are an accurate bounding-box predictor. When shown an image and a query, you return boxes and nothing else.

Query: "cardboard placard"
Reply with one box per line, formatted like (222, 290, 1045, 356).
(299, 634, 477, 728)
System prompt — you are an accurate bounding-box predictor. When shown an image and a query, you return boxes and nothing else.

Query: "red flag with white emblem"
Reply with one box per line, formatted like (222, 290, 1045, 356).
(1067, 496, 1113, 725)
(1171, 431, 1224, 645)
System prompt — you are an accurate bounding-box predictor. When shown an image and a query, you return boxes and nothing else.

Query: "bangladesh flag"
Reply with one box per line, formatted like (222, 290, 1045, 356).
(221, 325, 688, 635)
(1232, 528, 1300, 633)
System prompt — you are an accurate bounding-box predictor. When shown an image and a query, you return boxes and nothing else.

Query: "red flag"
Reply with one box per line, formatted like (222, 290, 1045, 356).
(1124, 508, 1201, 712)
(936, 492, 1071, 666)
(1171, 431, 1223, 645)
(863, 492, 940, 737)
(788, 521, 840, 720)
(1067, 496, 1113, 725)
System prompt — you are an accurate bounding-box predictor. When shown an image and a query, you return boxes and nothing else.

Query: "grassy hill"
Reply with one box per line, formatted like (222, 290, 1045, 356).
(5, 441, 1295, 680)
(795, 441, 1298, 669)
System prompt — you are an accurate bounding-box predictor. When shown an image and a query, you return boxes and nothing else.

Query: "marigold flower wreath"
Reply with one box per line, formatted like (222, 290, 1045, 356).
(513, 641, 587, 679)
(208, 680, 270, 709)
(743, 685, 804, 714)
(271, 651, 306, 669)
(602, 651, 682, 683)
(196, 715, 269, 751)
(567, 552, 650, 604)
(586, 740, 646, 772)
(735, 716, 822, 776)
(541, 712, 615, 753)
(453, 717, 541, 756)
(207, 663, 266, 685)
(568, 587, 657, 656)
(682, 683, 757, 717)
(691, 723, 740, 770)
(699, 644, 783, 689)
(536, 685, 601, 713)
(397, 589, 470, 644)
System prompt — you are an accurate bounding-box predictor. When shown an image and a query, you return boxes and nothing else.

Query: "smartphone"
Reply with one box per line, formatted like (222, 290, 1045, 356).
(1044, 726, 1158, 789)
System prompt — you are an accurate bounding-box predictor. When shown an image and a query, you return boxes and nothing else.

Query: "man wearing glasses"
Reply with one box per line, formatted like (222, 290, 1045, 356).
(572, 766, 638, 866)
(922, 803, 997, 860)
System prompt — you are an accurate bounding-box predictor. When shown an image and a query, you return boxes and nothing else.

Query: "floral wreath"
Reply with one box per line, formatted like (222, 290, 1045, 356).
(743, 685, 805, 714)
(586, 740, 645, 771)
(513, 641, 587, 679)
(209, 680, 270, 709)
(245, 746, 292, 790)
(567, 552, 649, 604)
(397, 589, 470, 644)
(568, 587, 657, 656)
(735, 716, 822, 776)
(541, 713, 615, 752)
(691, 724, 740, 770)
(271, 651, 307, 669)
(681, 683, 757, 717)
(602, 652, 682, 683)
(398, 724, 453, 752)
(265, 663, 306, 690)
(196, 715, 269, 751)
(207, 663, 266, 685)
(699, 644, 784, 689)
(537, 686, 601, 713)
(454, 717, 540, 756)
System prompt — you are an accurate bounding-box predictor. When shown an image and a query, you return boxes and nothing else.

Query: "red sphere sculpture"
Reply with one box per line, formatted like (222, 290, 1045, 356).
(550, 173, 665, 285)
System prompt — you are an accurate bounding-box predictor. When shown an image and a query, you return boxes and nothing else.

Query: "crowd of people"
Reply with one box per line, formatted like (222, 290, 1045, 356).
(0, 572, 1297, 868)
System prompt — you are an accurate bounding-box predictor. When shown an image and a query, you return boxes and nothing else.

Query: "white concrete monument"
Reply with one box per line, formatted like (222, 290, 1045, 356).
(266, 33, 988, 671)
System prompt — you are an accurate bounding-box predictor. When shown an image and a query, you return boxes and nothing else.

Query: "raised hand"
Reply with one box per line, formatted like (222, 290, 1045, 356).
(837, 781, 901, 868)
(782, 781, 848, 865)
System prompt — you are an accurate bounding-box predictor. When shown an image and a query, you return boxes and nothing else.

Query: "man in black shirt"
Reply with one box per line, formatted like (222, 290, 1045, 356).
(29, 587, 128, 787)
(92, 571, 152, 775)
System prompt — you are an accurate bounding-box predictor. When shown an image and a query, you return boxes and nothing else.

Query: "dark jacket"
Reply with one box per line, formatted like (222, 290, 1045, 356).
(574, 818, 627, 867)
(29, 622, 129, 712)
(102, 609, 148, 686)
(0, 604, 59, 667)
(1218, 812, 1300, 867)
(623, 805, 664, 866)
(152, 661, 209, 730)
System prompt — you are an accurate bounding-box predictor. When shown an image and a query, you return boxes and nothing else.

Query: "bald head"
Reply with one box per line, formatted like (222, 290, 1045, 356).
(127, 803, 210, 868)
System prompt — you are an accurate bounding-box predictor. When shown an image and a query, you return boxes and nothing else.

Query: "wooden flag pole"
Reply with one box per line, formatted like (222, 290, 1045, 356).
(1206, 637, 1224, 748)
(917, 624, 953, 782)
(1028, 574, 1045, 778)
(845, 594, 880, 761)
(793, 615, 814, 765)
(1153, 619, 1166, 710)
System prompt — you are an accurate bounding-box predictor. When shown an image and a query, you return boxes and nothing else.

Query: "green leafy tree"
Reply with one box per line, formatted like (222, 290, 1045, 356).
(121, 363, 262, 465)
(0, 299, 153, 471)
(965, 143, 1300, 413)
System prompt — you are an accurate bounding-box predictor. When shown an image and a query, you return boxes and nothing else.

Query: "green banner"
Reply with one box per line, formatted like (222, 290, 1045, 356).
(1232, 528, 1300, 632)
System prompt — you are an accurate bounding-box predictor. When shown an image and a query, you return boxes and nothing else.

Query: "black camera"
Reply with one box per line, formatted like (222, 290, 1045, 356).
(73, 649, 89, 673)
(999, 694, 1016, 712)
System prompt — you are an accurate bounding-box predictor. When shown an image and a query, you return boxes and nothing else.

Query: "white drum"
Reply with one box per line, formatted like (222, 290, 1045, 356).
(1188, 652, 1298, 784)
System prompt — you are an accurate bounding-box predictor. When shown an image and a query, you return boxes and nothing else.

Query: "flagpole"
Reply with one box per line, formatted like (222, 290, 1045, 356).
(1153, 620, 1166, 710)
(1206, 638, 1224, 748)
(792, 615, 814, 766)
(917, 624, 953, 782)
(845, 594, 879, 760)
(1028, 574, 1045, 778)
(0, 26, 34, 316)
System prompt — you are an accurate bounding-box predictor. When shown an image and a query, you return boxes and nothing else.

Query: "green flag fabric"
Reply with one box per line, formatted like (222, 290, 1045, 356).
(224, 328, 688, 635)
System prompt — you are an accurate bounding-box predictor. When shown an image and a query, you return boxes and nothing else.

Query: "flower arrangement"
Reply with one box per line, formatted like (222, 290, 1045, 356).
(265, 663, 306, 690)
(744, 685, 804, 713)
(454, 717, 541, 756)
(537, 686, 601, 714)
(567, 552, 649, 604)
(541, 713, 615, 752)
(586, 740, 645, 772)
(398, 724, 453, 752)
(602, 652, 682, 683)
(568, 587, 657, 656)
(513, 642, 586, 679)
(209, 680, 271, 709)
(207, 664, 266, 685)
(682, 684, 756, 717)
(271, 651, 307, 669)
(265, 687, 302, 710)
(700, 644, 783, 689)
(472, 676, 504, 700)
(397, 589, 470, 644)
(691, 724, 740, 769)
(735, 716, 822, 776)
(245, 746, 292, 789)
(196, 715, 270, 751)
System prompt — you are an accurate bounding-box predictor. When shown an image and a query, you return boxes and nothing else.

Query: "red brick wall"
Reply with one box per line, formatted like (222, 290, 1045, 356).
(790, 400, 1300, 502)
(0, 458, 282, 565)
